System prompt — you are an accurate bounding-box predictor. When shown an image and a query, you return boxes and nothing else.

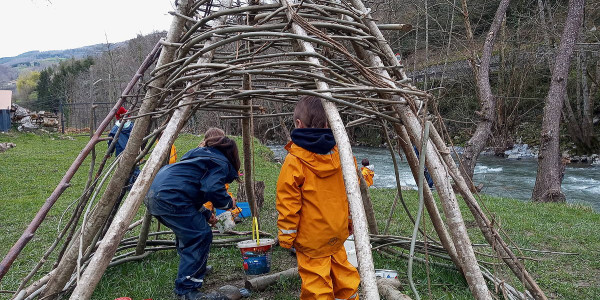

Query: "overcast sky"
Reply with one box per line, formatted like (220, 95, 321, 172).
(0, 0, 176, 58)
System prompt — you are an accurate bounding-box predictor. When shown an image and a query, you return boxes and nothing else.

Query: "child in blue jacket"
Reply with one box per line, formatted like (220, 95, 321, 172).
(145, 136, 240, 300)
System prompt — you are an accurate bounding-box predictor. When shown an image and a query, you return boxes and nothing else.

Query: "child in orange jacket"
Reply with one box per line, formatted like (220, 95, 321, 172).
(276, 96, 360, 300)
(360, 158, 374, 187)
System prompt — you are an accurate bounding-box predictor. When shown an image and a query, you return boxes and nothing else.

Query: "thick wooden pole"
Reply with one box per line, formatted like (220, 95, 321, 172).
(69, 1, 232, 298)
(341, 5, 490, 298)
(429, 127, 548, 300)
(70, 93, 194, 299)
(0, 41, 162, 283)
(41, 3, 192, 298)
(134, 210, 153, 255)
(242, 76, 258, 218)
(281, 1, 380, 298)
(358, 168, 379, 234)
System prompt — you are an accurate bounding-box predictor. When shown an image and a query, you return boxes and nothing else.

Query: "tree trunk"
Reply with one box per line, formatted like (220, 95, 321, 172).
(532, 0, 584, 202)
(458, 0, 510, 185)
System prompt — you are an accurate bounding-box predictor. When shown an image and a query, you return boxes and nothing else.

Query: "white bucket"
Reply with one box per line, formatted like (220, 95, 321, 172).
(344, 235, 358, 268)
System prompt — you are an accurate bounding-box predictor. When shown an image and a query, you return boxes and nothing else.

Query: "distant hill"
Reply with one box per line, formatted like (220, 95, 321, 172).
(0, 42, 125, 90)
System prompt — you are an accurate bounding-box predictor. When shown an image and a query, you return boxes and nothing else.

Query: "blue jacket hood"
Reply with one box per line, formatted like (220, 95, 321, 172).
(291, 128, 336, 154)
(108, 121, 133, 156)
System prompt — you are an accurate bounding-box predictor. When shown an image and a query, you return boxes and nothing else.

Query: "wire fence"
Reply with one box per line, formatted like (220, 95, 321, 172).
(61, 102, 115, 133)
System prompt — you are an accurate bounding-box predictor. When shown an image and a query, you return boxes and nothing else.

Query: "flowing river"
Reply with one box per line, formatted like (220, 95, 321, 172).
(268, 145, 600, 212)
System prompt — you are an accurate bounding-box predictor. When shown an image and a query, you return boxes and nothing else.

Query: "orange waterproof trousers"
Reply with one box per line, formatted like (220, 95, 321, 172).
(296, 246, 360, 300)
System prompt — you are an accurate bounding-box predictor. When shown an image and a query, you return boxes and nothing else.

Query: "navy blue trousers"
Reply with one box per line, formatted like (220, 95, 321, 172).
(155, 212, 213, 295)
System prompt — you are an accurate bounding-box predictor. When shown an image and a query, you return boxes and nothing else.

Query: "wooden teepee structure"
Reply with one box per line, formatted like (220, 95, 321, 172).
(1, 0, 548, 299)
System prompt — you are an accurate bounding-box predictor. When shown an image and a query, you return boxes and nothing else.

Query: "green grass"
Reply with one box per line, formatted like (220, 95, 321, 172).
(1, 132, 599, 299)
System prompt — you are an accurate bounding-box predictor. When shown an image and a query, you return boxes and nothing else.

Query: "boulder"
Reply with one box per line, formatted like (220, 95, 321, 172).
(216, 285, 242, 300)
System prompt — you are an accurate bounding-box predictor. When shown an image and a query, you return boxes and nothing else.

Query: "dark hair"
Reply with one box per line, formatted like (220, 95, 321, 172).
(294, 96, 328, 128)
(204, 136, 241, 172)
(199, 127, 225, 147)
(204, 127, 225, 139)
(361, 158, 369, 166)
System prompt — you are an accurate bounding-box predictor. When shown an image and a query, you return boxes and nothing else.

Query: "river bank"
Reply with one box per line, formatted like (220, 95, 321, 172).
(269, 145, 600, 211)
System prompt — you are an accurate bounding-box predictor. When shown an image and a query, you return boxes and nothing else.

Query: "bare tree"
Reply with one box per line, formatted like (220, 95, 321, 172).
(457, 0, 510, 187)
(532, 0, 585, 202)
(563, 50, 599, 153)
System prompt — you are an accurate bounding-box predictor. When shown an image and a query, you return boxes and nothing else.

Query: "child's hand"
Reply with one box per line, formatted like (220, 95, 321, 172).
(208, 214, 218, 226)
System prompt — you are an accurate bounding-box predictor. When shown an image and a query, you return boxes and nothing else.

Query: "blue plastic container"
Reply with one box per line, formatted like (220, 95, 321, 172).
(216, 201, 251, 218)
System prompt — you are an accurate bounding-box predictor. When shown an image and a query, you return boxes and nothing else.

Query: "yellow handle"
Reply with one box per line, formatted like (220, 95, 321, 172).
(252, 216, 260, 245)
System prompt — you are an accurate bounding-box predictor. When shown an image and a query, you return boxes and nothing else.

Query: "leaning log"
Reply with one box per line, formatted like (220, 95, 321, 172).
(429, 126, 548, 300)
(245, 268, 299, 291)
(282, 1, 380, 298)
(377, 278, 412, 300)
(41, 2, 194, 298)
(68, 0, 233, 298)
(0, 41, 162, 283)
(341, 1, 492, 296)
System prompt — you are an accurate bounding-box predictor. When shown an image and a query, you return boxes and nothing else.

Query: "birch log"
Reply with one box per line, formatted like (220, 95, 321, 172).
(245, 268, 298, 291)
(358, 168, 379, 234)
(68, 1, 233, 298)
(343, 3, 491, 298)
(281, 1, 380, 298)
(0, 41, 161, 283)
(41, 4, 192, 297)
(69, 95, 194, 299)
(429, 127, 548, 300)
(377, 278, 412, 300)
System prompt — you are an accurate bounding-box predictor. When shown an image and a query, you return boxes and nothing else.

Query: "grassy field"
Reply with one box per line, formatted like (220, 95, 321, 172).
(0, 131, 599, 299)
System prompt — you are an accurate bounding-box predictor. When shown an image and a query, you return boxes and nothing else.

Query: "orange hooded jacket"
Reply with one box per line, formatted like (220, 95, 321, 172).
(276, 141, 350, 258)
(361, 166, 374, 187)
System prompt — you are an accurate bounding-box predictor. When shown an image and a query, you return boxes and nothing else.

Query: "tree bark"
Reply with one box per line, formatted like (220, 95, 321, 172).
(532, 0, 584, 202)
(458, 0, 510, 185)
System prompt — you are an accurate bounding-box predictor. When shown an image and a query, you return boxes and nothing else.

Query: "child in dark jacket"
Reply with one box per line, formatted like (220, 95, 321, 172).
(276, 96, 360, 300)
(145, 136, 240, 300)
